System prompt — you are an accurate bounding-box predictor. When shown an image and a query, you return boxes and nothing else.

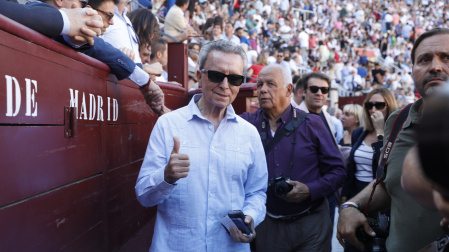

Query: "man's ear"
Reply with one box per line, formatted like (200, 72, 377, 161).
(54, 0, 64, 8)
(196, 70, 203, 88)
(286, 83, 293, 97)
(157, 51, 162, 60)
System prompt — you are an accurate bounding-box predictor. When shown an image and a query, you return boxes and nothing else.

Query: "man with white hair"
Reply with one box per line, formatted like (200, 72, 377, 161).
(240, 65, 346, 251)
(343, 68, 362, 93)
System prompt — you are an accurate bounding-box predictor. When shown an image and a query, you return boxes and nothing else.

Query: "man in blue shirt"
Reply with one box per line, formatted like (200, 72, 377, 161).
(135, 40, 268, 251)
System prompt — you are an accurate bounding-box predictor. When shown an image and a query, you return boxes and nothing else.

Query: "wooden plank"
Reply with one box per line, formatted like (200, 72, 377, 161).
(105, 124, 154, 170)
(106, 81, 157, 124)
(0, 176, 103, 252)
(106, 162, 155, 251)
(0, 43, 106, 125)
(0, 125, 102, 206)
(118, 218, 156, 252)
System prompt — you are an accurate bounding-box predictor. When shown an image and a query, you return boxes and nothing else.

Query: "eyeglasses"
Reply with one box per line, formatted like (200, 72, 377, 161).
(80, 0, 87, 8)
(308, 86, 329, 94)
(94, 8, 114, 22)
(201, 69, 245, 86)
(365, 102, 387, 110)
(277, 55, 284, 58)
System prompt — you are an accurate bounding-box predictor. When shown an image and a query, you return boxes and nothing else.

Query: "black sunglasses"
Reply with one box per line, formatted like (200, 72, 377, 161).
(309, 86, 329, 94)
(94, 8, 114, 22)
(201, 69, 245, 86)
(80, 0, 87, 8)
(365, 102, 387, 110)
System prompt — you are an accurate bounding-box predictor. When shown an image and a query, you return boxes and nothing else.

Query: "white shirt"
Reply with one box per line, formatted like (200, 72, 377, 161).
(343, 74, 362, 91)
(354, 141, 374, 182)
(298, 31, 309, 48)
(102, 6, 142, 65)
(136, 94, 268, 252)
(219, 34, 241, 46)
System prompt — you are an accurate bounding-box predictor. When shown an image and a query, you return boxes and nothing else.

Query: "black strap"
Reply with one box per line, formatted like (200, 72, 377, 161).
(363, 103, 412, 215)
(262, 109, 308, 155)
(376, 103, 412, 179)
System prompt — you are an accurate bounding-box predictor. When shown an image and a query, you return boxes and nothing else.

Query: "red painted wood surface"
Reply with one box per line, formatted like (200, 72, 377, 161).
(339, 95, 366, 108)
(0, 13, 258, 252)
(0, 15, 188, 252)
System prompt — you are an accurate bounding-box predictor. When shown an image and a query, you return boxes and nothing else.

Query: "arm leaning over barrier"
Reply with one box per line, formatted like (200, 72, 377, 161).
(0, 0, 102, 45)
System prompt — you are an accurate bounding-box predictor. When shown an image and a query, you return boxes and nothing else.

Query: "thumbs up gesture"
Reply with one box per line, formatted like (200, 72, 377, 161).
(164, 136, 190, 184)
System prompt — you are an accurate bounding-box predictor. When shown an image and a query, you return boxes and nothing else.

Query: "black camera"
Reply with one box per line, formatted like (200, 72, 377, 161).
(268, 174, 293, 198)
(356, 212, 390, 252)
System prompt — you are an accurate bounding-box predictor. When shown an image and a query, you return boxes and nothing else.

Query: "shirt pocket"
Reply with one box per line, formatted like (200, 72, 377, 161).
(224, 144, 251, 179)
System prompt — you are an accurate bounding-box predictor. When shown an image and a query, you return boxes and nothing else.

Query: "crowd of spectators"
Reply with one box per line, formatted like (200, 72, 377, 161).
(8, 0, 448, 108)
(146, 0, 449, 107)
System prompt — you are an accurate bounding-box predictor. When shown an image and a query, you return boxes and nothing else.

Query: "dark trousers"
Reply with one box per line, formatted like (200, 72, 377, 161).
(255, 199, 332, 252)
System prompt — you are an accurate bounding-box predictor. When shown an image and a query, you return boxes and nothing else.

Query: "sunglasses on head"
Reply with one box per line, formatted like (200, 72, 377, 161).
(201, 69, 245, 86)
(365, 102, 386, 110)
(309, 86, 329, 94)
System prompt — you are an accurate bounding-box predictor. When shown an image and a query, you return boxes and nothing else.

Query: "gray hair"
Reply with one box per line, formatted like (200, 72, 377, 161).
(261, 64, 292, 87)
(198, 40, 248, 73)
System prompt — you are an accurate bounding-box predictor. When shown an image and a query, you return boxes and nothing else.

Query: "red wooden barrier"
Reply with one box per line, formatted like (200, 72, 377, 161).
(0, 14, 188, 252)
(0, 13, 259, 252)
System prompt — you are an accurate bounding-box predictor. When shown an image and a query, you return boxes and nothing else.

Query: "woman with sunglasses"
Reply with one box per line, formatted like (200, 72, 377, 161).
(341, 88, 397, 216)
(340, 104, 363, 146)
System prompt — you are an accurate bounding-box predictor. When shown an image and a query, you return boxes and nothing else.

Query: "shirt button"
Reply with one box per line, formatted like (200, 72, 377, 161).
(211, 146, 215, 150)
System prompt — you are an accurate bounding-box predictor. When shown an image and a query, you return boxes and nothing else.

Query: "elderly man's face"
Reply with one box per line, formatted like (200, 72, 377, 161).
(257, 66, 292, 111)
(303, 77, 329, 113)
(412, 34, 449, 97)
(197, 51, 243, 109)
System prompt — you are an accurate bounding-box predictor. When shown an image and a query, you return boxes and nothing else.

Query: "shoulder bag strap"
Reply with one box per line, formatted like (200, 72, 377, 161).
(363, 103, 412, 215)
(264, 111, 308, 155)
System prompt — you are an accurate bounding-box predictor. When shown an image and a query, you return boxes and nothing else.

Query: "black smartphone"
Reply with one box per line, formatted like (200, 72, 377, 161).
(228, 210, 252, 236)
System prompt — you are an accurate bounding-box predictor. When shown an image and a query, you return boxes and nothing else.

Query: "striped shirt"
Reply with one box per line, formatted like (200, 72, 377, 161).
(354, 141, 374, 182)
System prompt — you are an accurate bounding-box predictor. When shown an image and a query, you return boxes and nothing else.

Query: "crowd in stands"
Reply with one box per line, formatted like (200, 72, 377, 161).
(6, 0, 449, 108)
(147, 0, 449, 107)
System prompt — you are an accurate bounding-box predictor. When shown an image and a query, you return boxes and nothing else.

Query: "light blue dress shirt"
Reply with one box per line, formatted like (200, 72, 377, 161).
(136, 94, 268, 252)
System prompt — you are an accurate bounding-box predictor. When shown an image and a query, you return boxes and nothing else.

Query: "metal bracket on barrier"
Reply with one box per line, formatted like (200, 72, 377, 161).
(64, 106, 77, 138)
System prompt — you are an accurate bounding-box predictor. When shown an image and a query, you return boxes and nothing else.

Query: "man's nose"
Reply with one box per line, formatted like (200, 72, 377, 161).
(218, 77, 230, 88)
(430, 57, 443, 73)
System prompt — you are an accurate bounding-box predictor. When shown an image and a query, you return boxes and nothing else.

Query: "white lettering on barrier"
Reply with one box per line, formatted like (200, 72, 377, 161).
(69, 88, 117, 122)
(97, 95, 103, 121)
(5, 75, 38, 117)
(25, 78, 38, 117)
(3, 76, 117, 121)
(5, 75, 21, 117)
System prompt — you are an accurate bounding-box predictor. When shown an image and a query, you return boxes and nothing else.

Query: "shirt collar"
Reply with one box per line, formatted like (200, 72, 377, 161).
(403, 98, 423, 129)
(261, 104, 292, 125)
(188, 94, 237, 122)
(114, 5, 128, 19)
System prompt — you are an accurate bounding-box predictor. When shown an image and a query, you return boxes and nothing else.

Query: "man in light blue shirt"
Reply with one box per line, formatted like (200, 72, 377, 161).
(135, 40, 268, 252)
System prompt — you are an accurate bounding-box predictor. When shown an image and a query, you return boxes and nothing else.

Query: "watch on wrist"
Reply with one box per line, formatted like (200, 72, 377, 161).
(377, 134, 384, 141)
